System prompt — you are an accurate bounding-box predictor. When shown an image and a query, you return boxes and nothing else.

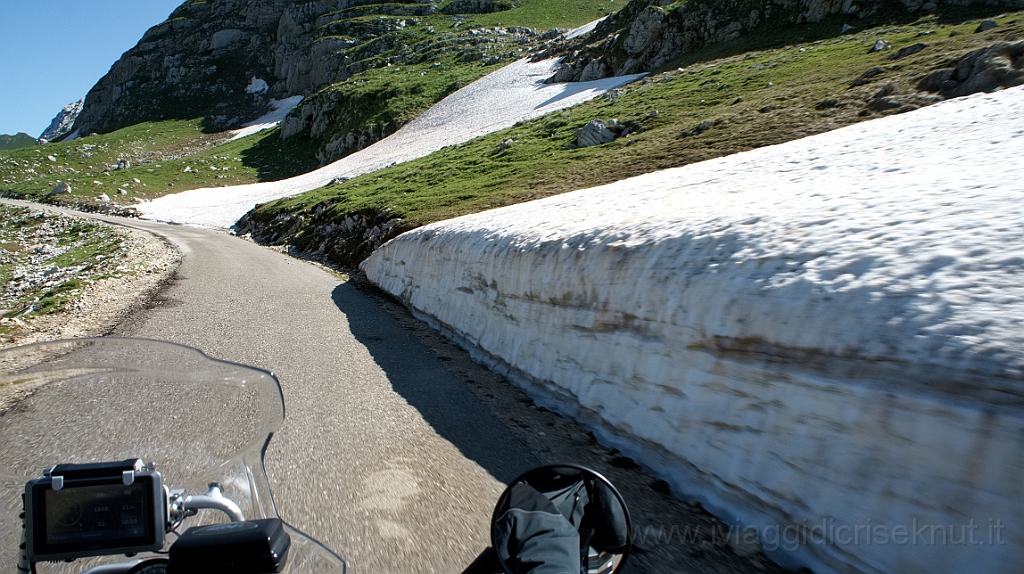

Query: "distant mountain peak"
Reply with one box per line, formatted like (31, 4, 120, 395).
(0, 132, 40, 150)
(39, 99, 84, 142)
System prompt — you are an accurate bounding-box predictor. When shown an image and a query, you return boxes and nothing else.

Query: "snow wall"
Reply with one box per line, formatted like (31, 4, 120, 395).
(361, 86, 1024, 574)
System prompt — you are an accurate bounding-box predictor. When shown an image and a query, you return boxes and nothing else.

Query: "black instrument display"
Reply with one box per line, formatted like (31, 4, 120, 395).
(24, 460, 165, 561)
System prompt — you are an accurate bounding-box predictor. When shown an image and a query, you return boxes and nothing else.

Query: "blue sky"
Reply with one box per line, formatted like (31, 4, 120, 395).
(0, 1, 185, 137)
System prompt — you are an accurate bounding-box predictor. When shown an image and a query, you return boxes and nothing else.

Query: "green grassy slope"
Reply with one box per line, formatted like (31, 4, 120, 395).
(0, 121, 318, 204)
(0, 0, 612, 208)
(0, 134, 38, 151)
(242, 12, 1024, 267)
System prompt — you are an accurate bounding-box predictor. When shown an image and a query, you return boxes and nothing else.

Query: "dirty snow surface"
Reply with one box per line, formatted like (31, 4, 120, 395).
(136, 58, 645, 228)
(362, 86, 1024, 574)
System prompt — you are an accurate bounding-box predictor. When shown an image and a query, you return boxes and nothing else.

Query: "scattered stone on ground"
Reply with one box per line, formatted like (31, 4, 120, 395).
(48, 182, 72, 196)
(851, 66, 885, 87)
(977, 19, 1000, 33)
(0, 204, 180, 411)
(889, 42, 927, 59)
(575, 119, 618, 147)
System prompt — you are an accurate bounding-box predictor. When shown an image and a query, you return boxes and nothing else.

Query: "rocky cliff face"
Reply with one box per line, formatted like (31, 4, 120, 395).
(72, 0, 542, 163)
(548, 0, 1024, 82)
(74, 0, 291, 135)
(39, 99, 83, 142)
(72, 0, 451, 135)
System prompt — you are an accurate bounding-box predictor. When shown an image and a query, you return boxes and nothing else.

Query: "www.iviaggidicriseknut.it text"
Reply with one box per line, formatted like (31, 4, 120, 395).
(632, 518, 1007, 553)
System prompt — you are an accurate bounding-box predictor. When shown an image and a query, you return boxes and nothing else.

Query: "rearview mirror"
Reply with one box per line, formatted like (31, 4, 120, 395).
(491, 465, 632, 574)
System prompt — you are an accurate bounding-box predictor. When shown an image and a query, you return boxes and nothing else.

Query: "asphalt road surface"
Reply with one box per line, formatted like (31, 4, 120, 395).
(0, 201, 533, 573)
(112, 218, 546, 573)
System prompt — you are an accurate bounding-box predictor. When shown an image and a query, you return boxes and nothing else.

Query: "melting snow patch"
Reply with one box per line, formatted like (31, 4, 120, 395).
(563, 17, 604, 39)
(245, 77, 269, 95)
(228, 96, 304, 142)
(137, 58, 644, 228)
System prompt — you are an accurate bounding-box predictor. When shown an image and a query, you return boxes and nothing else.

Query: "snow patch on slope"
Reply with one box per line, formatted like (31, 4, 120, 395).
(228, 96, 304, 142)
(361, 86, 1024, 574)
(136, 58, 644, 228)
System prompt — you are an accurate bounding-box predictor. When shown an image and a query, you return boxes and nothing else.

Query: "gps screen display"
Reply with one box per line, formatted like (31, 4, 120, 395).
(38, 480, 155, 550)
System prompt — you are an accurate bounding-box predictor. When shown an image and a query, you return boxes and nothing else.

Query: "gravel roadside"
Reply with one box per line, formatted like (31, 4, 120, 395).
(0, 204, 180, 410)
(1, 229, 179, 347)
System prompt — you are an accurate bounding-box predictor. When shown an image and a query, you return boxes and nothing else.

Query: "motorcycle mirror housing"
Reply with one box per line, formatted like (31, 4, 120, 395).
(491, 465, 632, 574)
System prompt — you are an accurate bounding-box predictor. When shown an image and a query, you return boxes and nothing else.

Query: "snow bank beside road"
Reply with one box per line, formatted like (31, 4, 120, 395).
(136, 59, 644, 228)
(362, 87, 1024, 574)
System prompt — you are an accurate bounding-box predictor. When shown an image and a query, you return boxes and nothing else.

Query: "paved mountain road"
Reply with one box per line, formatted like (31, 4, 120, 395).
(0, 200, 538, 573)
(111, 218, 544, 574)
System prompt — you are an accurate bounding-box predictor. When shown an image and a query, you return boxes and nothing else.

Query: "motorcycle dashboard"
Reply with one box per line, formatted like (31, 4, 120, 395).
(25, 473, 164, 561)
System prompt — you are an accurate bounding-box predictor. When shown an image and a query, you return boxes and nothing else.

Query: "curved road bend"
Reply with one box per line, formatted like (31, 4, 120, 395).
(3, 201, 540, 574)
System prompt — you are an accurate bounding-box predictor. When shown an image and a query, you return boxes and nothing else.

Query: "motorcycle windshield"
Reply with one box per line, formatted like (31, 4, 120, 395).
(0, 338, 345, 573)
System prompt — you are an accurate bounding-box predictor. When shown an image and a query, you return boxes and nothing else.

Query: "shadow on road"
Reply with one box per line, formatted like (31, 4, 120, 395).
(330, 282, 541, 484)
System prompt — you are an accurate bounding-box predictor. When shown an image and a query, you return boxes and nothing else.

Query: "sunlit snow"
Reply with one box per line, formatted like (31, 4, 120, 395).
(136, 59, 645, 228)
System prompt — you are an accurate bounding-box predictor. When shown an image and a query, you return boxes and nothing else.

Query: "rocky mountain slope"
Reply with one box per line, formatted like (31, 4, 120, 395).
(74, 0, 306, 135)
(546, 0, 1024, 81)
(38, 100, 83, 143)
(240, 14, 1023, 269)
(0, 134, 38, 151)
(65, 0, 1022, 174)
(70, 0, 558, 163)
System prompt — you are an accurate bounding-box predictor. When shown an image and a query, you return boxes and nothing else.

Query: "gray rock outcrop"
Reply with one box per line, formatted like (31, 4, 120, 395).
(976, 18, 1000, 32)
(575, 119, 617, 147)
(48, 183, 72, 196)
(72, 0, 443, 136)
(918, 41, 1024, 98)
(210, 29, 246, 51)
(570, 118, 641, 148)
(889, 42, 926, 59)
(39, 99, 83, 142)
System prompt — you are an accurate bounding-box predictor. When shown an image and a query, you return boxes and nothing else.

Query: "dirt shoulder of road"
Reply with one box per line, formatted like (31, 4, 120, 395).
(0, 213, 180, 412)
(1, 228, 179, 348)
